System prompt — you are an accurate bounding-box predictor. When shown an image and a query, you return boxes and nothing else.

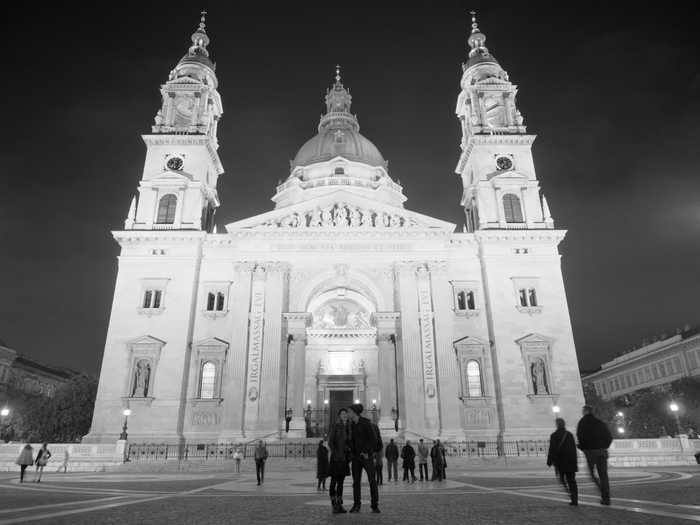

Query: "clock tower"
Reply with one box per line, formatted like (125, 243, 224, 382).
(455, 12, 552, 232)
(124, 11, 224, 232)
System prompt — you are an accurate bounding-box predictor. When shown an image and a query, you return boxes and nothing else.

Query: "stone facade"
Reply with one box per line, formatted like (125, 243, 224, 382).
(84, 14, 584, 444)
(0, 342, 75, 399)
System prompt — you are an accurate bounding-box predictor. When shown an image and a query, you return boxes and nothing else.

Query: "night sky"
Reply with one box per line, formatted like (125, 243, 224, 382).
(2, 3, 699, 376)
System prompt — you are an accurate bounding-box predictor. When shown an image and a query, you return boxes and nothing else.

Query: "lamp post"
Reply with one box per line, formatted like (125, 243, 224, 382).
(669, 402, 682, 436)
(0, 406, 9, 443)
(371, 399, 378, 424)
(389, 334, 399, 432)
(119, 408, 132, 440)
(551, 405, 560, 417)
(283, 334, 293, 433)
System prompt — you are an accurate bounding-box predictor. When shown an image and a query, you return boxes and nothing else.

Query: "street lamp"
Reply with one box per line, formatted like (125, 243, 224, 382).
(389, 334, 400, 432)
(552, 405, 560, 415)
(371, 400, 378, 424)
(119, 408, 132, 440)
(617, 427, 625, 435)
(669, 402, 682, 435)
(0, 406, 9, 443)
(0, 407, 8, 418)
(616, 411, 624, 418)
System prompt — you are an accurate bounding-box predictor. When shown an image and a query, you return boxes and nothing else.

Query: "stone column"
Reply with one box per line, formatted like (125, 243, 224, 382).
(242, 264, 267, 435)
(520, 186, 530, 227)
(282, 312, 310, 438)
(218, 262, 254, 441)
(165, 92, 176, 126)
(415, 264, 440, 434)
(495, 187, 506, 227)
(395, 262, 423, 435)
(374, 312, 400, 437)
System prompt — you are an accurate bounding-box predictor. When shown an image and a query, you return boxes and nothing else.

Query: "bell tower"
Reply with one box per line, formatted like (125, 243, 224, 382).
(124, 11, 224, 232)
(455, 12, 552, 231)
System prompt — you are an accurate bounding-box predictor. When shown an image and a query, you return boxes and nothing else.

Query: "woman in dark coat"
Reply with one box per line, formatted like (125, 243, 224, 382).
(547, 417, 579, 505)
(400, 440, 417, 482)
(327, 408, 350, 513)
(316, 440, 330, 490)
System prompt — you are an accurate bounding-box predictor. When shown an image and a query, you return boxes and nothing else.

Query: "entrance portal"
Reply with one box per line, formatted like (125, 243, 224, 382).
(329, 390, 354, 423)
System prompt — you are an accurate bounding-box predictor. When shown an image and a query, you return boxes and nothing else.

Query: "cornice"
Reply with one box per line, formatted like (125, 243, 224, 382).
(221, 229, 453, 241)
(113, 230, 206, 244)
(141, 134, 213, 147)
(475, 229, 567, 243)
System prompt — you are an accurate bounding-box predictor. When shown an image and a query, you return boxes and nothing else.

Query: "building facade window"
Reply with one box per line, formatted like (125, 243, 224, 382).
(199, 362, 216, 399)
(156, 194, 177, 224)
(466, 360, 483, 397)
(512, 278, 541, 314)
(503, 193, 524, 223)
(142, 289, 162, 309)
(450, 281, 480, 317)
(202, 282, 232, 318)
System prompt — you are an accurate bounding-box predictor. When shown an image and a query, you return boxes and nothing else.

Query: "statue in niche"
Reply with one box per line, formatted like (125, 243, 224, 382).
(131, 359, 151, 397)
(360, 210, 373, 228)
(530, 358, 549, 395)
(289, 213, 300, 228)
(321, 206, 334, 227)
(382, 213, 391, 227)
(154, 110, 164, 126)
(309, 208, 321, 227)
(349, 207, 360, 227)
(334, 205, 347, 227)
(390, 214, 401, 228)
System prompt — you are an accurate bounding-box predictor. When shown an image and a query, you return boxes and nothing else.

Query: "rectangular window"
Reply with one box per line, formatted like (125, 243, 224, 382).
(143, 290, 152, 309)
(528, 288, 538, 307)
(152, 290, 162, 309)
(216, 292, 225, 311)
(206, 292, 216, 311)
(519, 289, 528, 307)
(141, 289, 163, 309)
(659, 362, 666, 376)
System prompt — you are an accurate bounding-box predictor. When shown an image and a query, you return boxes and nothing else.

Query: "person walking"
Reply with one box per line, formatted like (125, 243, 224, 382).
(547, 418, 578, 506)
(254, 440, 268, 486)
(328, 408, 351, 514)
(385, 438, 399, 482)
(347, 403, 380, 514)
(16, 444, 33, 483)
(233, 446, 243, 473)
(60, 448, 70, 473)
(33, 443, 51, 483)
(576, 405, 613, 505)
(417, 438, 430, 481)
(401, 440, 417, 482)
(316, 440, 330, 491)
(374, 440, 384, 486)
(430, 439, 445, 481)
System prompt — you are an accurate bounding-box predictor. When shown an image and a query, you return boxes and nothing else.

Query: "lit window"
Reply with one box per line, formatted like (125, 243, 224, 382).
(503, 194, 524, 223)
(466, 360, 483, 397)
(156, 195, 177, 224)
(199, 362, 216, 399)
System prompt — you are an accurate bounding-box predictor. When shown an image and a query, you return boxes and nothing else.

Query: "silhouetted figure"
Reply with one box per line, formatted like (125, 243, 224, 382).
(417, 439, 430, 481)
(316, 440, 329, 491)
(577, 405, 613, 505)
(547, 418, 578, 506)
(401, 440, 417, 482)
(348, 403, 380, 513)
(254, 440, 268, 485)
(385, 438, 399, 482)
(16, 444, 33, 483)
(33, 443, 51, 482)
(430, 439, 446, 481)
(328, 409, 350, 513)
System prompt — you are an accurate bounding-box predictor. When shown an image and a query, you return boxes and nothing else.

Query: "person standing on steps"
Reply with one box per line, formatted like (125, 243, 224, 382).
(385, 438, 399, 482)
(328, 408, 350, 514)
(233, 446, 242, 474)
(576, 405, 613, 506)
(417, 439, 430, 481)
(316, 439, 329, 491)
(348, 403, 380, 514)
(547, 418, 578, 506)
(401, 440, 417, 482)
(16, 444, 33, 483)
(254, 440, 268, 486)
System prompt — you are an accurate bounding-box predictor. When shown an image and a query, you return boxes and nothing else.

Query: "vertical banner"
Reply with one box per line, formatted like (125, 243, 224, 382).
(244, 265, 266, 432)
(416, 264, 440, 431)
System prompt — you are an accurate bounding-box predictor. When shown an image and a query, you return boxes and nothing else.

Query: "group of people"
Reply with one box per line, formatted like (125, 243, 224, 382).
(15, 443, 54, 483)
(546, 405, 614, 506)
(314, 403, 451, 514)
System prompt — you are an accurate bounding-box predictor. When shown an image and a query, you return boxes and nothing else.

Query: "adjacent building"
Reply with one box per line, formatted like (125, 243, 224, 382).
(0, 341, 76, 398)
(84, 13, 584, 444)
(582, 326, 700, 401)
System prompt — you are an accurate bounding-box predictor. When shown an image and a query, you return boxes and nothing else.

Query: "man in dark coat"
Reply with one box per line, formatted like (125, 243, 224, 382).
(348, 403, 380, 513)
(576, 405, 613, 505)
(401, 440, 417, 482)
(547, 418, 578, 505)
(385, 438, 399, 482)
(430, 439, 446, 481)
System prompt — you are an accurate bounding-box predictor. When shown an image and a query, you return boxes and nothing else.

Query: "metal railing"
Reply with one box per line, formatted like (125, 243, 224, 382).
(126, 439, 549, 462)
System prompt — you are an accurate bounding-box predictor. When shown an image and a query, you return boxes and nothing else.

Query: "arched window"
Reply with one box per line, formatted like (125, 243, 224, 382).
(503, 194, 524, 223)
(466, 360, 483, 397)
(156, 194, 177, 224)
(199, 362, 216, 399)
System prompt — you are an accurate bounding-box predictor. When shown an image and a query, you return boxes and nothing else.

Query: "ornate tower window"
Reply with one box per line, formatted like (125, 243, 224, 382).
(454, 336, 490, 401)
(502, 193, 523, 223)
(156, 194, 178, 224)
(138, 278, 169, 316)
(465, 360, 483, 397)
(192, 338, 228, 402)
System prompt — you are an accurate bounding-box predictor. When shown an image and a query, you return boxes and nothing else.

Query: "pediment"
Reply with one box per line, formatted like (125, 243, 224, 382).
(515, 333, 554, 346)
(453, 335, 489, 348)
(127, 335, 166, 347)
(486, 170, 528, 182)
(193, 337, 229, 349)
(150, 171, 194, 183)
(226, 190, 455, 232)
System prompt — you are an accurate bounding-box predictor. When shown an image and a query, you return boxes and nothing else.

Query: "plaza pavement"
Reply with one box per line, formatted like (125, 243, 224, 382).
(0, 463, 697, 524)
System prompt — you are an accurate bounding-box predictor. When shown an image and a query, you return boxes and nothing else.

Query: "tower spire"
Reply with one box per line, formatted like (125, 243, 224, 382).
(335, 64, 342, 86)
(187, 9, 211, 58)
(467, 10, 489, 57)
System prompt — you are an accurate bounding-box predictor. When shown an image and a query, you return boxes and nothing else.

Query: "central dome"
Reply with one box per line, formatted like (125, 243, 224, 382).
(291, 68, 386, 170)
(292, 127, 385, 168)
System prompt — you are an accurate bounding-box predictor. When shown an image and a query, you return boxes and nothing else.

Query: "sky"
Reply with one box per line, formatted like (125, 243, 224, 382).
(1, 2, 699, 376)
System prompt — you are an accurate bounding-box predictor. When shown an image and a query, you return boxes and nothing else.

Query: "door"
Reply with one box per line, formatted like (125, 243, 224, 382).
(329, 390, 354, 429)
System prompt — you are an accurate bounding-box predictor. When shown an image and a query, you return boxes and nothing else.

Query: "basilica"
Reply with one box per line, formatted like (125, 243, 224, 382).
(84, 13, 584, 444)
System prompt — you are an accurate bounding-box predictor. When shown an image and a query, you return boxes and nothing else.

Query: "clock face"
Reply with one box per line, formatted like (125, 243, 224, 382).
(496, 156, 513, 171)
(167, 157, 184, 171)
